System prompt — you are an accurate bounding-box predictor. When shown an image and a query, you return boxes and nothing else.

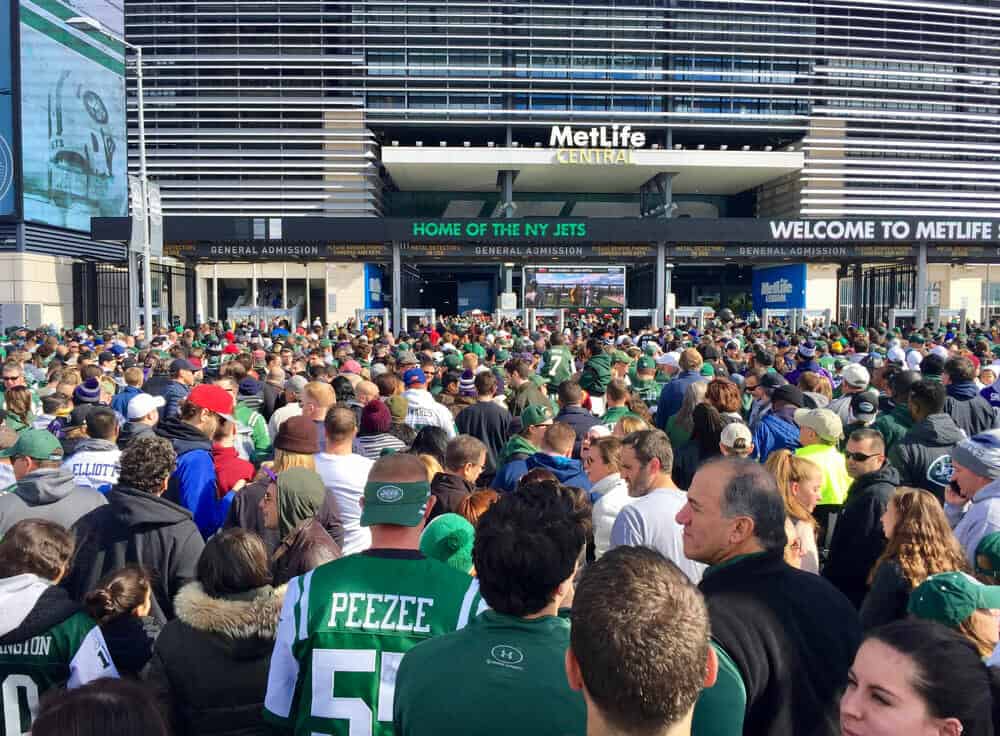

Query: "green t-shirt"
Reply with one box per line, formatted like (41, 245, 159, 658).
(541, 346, 574, 388)
(393, 610, 585, 736)
(601, 405, 639, 426)
(692, 641, 747, 736)
(264, 552, 486, 736)
(0, 610, 119, 735)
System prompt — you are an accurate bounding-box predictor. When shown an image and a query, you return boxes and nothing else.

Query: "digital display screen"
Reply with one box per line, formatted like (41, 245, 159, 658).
(523, 266, 626, 309)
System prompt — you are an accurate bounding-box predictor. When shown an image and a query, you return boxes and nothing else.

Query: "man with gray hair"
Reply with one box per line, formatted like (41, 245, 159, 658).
(675, 457, 861, 736)
(609, 429, 704, 583)
(267, 374, 308, 440)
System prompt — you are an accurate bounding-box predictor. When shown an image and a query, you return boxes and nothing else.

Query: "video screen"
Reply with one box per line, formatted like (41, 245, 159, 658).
(20, 0, 128, 231)
(523, 266, 626, 309)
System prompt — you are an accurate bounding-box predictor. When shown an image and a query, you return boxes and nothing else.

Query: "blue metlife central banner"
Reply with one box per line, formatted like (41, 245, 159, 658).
(752, 264, 807, 313)
(0, 0, 16, 216)
(19, 0, 127, 232)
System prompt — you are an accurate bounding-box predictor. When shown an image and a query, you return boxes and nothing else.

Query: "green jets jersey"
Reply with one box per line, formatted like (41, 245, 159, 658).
(264, 551, 486, 736)
(631, 378, 663, 407)
(0, 611, 118, 735)
(541, 346, 574, 387)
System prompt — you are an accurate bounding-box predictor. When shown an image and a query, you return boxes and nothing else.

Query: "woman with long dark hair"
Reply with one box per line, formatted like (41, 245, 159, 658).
(671, 403, 725, 490)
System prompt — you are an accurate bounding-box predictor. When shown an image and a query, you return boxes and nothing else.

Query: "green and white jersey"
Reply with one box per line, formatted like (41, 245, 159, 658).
(264, 551, 486, 736)
(540, 346, 574, 388)
(0, 611, 118, 736)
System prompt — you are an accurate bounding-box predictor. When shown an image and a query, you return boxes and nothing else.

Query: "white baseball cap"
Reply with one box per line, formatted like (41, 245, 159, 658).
(841, 363, 871, 389)
(656, 352, 680, 367)
(127, 393, 165, 420)
(720, 422, 753, 451)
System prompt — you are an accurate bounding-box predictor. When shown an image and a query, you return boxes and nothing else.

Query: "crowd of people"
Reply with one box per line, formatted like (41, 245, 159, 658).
(2, 313, 1000, 735)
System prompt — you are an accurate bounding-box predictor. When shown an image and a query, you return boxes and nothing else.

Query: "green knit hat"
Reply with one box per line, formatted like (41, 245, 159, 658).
(419, 513, 475, 574)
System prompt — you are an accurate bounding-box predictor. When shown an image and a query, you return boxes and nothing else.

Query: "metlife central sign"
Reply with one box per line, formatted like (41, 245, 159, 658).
(550, 124, 646, 165)
(752, 264, 806, 313)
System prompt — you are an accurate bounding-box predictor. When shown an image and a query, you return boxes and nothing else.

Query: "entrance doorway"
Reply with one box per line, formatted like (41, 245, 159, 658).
(404, 265, 501, 314)
(671, 264, 752, 313)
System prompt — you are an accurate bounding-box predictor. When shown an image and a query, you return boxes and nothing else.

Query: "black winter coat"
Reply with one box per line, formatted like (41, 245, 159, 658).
(700, 552, 862, 736)
(822, 463, 899, 608)
(64, 485, 205, 624)
(859, 559, 911, 630)
(455, 401, 512, 476)
(143, 582, 284, 736)
(888, 413, 966, 502)
(554, 405, 600, 459)
(945, 383, 1000, 438)
(429, 472, 474, 520)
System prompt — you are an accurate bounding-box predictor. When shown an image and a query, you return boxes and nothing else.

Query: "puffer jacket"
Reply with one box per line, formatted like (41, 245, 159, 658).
(143, 582, 285, 736)
(888, 413, 966, 502)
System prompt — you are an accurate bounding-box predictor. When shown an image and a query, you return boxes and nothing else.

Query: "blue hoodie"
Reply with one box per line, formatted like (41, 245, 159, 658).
(110, 385, 142, 417)
(753, 409, 802, 462)
(494, 452, 593, 493)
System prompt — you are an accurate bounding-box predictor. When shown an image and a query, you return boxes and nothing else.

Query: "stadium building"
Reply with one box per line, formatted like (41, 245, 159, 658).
(15, 0, 1000, 328)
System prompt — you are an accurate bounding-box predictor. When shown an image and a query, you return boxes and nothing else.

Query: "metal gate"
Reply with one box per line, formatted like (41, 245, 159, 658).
(838, 264, 916, 326)
(73, 262, 131, 329)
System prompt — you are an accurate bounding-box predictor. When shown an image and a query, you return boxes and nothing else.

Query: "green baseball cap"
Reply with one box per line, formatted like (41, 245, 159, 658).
(0, 429, 64, 461)
(908, 571, 1000, 627)
(444, 353, 463, 370)
(360, 480, 432, 527)
(521, 403, 554, 428)
(495, 349, 510, 362)
(976, 532, 1000, 578)
(643, 343, 659, 356)
(612, 350, 632, 365)
(636, 356, 656, 372)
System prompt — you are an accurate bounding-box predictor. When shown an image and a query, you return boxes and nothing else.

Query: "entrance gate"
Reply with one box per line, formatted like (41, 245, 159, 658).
(401, 308, 436, 334)
(355, 308, 392, 334)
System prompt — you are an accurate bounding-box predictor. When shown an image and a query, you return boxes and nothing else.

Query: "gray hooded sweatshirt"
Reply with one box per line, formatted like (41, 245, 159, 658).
(0, 467, 106, 536)
(946, 477, 1000, 567)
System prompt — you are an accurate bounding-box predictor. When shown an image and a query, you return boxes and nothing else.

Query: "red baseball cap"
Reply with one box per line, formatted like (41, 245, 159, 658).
(187, 384, 236, 422)
(223, 343, 240, 355)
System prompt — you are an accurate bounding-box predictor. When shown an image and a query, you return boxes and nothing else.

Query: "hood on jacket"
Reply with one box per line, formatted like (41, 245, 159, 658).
(118, 421, 154, 447)
(851, 462, 901, 496)
(276, 468, 327, 538)
(580, 352, 613, 395)
(174, 582, 285, 641)
(0, 574, 80, 644)
(402, 388, 438, 408)
(14, 467, 83, 505)
(948, 381, 981, 401)
(155, 415, 212, 456)
(69, 438, 119, 455)
(590, 472, 627, 499)
(525, 452, 588, 486)
(909, 413, 967, 447)
(108, 484, 194, 529)
(497, 434, 538, 466)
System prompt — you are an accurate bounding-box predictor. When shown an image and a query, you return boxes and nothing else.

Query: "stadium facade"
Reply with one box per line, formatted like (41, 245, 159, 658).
(38, 0, 1000, 326)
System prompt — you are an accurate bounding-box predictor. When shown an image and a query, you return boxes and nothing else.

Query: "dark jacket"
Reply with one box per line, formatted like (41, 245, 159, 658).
(270, 519, 341, 587)
(64, 485, 205, 624)
(156, 415, 228, 538)
(260, 381, 283, 422)
(859, 559, 910, 630)
(655, 370, 705, 429)
(823, 463, 899, 608)
(510, 381, 549, 418)
(554, 405, 600, 459)
(944, 380, 1000, 438)
(158, 380, 191, 421)
(888, 413, 966, 502)
(525, 452, 592, 491)
(101, 615, 161, 677)
(144, 582, 284, 736)
(224, 478, 343, 557)
(429, 472, 474, 520)
(700, 552, 862, 736)
(118, 420, 155, 449)
(455, 400, 512, 478)
(0, 467, 107, 536)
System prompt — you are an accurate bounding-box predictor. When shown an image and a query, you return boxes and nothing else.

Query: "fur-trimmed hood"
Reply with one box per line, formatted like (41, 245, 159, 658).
(174, 582, 286, 640)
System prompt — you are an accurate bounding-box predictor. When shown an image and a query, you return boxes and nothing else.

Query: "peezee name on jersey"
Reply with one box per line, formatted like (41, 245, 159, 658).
(328, 593, 435, 633)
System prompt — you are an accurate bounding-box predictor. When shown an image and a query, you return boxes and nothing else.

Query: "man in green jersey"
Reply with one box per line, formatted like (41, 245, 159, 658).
(540, 332, 574, 390)
(567, 546, 717, 736)
(264, 453, 484, 736)
(393, 486, 588, 736)
(0, 519, 119, 735)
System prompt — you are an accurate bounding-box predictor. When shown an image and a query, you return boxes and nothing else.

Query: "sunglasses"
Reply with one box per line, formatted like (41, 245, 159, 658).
(846, 451, 881, 462)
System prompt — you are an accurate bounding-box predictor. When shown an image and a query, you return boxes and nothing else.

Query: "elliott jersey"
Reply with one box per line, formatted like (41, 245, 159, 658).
(0, 611, 118, 735)
(264, 551, 486, 736)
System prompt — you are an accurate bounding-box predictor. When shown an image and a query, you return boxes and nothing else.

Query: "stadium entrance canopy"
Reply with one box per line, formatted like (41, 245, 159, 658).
(93, 215, 1000, 329)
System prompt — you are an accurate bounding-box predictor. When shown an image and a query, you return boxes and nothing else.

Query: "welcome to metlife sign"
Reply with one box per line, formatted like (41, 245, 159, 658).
(769, 219, 996, 241)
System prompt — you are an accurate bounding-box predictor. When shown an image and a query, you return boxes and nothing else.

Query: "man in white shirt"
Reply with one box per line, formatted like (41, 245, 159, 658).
(610, 429, 706, 583)
(401, 367, 456, 438)
(314, 406, 374, 555)
(267, 375, 308, 441)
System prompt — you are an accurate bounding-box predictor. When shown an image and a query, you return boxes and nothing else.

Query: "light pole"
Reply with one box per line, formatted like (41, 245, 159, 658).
(67, 16, 152, 337)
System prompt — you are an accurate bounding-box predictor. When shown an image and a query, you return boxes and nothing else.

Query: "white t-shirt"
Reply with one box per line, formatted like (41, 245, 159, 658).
(314, 451, 375, 555)
(268, 402, 302, 441)
(610, 486, 706, 583)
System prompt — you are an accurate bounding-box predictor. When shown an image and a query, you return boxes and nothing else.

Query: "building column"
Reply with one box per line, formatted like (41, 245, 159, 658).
(212, 263, 219, 321)
(305, 263, 312, 324)
(128, 251, 141, 333)
(915, 241, 929, 328)
(392, 242, 402, 335)
(282, 262, 288, 310)
(655, 242, 666, 328)
(251, 264, 258, 321)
